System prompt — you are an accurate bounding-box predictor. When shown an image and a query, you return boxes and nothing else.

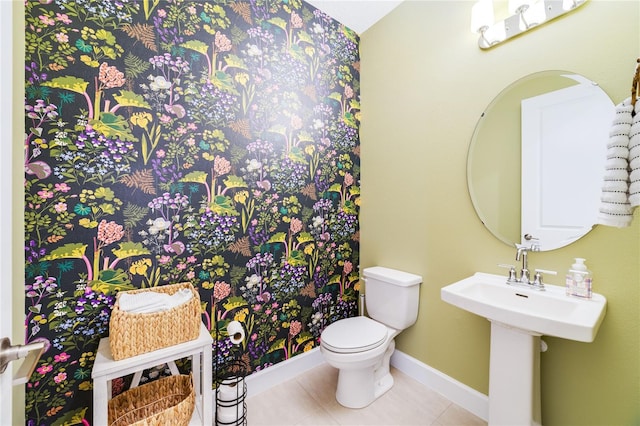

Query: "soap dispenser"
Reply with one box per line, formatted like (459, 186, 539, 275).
(566, 258, 592, 299)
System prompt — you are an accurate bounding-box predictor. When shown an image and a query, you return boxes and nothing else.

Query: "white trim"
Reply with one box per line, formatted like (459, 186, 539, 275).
(244, 347, 325, 398)
(390, 350, 489, 422)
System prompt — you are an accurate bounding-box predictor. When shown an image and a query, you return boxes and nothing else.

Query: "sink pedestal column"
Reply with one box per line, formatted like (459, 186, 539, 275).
(488, 321, 542, 426)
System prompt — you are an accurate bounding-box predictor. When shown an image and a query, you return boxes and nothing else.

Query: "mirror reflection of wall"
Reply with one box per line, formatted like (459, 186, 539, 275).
(467, 70, 615, 251)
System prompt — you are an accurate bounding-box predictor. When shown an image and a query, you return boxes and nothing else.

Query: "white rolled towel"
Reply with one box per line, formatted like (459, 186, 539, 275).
(118, 288, 193, 313)
(601, 179, 630, 194)
(628, 101, 640, 206)
(605, 145, 629, 159)
(597, 97, 634, 227)
(169, 288, 194, 308)
(119, 292, 171, 313)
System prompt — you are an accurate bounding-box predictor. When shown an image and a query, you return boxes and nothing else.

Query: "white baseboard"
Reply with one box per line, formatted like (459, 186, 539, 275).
(390, 350, 489, 421)
(244, 347, 325, 398)
(244, 347, 488, 422)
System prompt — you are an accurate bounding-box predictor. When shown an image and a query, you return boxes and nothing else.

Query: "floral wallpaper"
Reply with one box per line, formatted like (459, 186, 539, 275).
(23, 0, 360, 424)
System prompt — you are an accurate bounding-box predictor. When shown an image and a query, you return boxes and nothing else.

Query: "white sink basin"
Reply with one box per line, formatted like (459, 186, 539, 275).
(441, 272, 607, 342)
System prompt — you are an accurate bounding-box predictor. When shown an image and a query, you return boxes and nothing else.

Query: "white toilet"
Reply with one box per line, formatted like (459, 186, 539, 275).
(320, 266, 422, 408)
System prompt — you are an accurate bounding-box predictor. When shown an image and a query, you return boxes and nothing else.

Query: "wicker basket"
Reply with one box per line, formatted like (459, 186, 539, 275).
(109, 282, 201, 360)
(108, 374, 195, 426)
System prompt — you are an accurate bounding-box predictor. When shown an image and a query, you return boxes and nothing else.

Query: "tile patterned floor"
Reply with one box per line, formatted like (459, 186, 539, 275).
(246, 363, 487, 425)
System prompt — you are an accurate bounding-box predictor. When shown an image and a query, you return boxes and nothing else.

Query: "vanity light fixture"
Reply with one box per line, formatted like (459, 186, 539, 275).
(471, 0, 587, 49)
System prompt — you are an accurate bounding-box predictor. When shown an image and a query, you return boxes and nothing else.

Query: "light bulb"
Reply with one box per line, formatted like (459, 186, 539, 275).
(471, 0, 494, 33)
(520, 0, 546, 30)
(509, 0, 531, 15)
(484, 21, 506, 44)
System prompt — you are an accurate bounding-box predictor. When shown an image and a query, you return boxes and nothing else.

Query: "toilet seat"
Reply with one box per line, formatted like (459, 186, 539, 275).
(321, 316, 388, 353)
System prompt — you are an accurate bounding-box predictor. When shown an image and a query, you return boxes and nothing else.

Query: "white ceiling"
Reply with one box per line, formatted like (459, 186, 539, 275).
(305, 0, 404, 34)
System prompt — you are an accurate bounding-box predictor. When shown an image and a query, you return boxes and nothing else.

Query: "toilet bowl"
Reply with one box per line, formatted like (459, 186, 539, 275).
(319, 266, 422, 409)
(320, 316, 399, 408)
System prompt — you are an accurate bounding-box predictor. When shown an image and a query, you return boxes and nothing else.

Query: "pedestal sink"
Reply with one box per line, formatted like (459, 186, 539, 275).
(441, 272, 607, 426)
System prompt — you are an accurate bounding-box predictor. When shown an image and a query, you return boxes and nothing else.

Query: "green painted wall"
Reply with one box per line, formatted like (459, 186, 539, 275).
(360, 1, 639, 425)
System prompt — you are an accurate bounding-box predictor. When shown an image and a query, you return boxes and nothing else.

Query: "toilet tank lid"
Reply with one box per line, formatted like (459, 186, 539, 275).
(362, 266, 422, 286)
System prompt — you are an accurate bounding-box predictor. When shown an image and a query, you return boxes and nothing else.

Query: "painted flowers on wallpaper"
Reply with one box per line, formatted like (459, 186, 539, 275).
(24, 0, 360, 424)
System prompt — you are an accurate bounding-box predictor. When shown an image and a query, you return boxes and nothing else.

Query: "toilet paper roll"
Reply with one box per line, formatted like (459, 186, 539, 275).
(217, 377, 245, 402)
(217, 377, 245, 424)
(226, 321, 245, 345)
(216, 408, 243, 425)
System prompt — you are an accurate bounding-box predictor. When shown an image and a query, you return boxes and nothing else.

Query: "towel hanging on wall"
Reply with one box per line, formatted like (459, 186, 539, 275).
(597, 59, 640, 227)
(596, 97, 634, 227)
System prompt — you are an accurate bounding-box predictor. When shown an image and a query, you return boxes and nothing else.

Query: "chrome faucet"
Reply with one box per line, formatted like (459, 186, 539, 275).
(498, 244, 552, 291)
(516, 245, 530, 284)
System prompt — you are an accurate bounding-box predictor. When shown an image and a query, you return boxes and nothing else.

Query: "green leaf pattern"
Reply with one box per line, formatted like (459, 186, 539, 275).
(24, 1, 360, 423)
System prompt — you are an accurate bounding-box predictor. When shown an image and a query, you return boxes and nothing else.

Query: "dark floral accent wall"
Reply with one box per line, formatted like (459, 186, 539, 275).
(24, 0, 360, 423)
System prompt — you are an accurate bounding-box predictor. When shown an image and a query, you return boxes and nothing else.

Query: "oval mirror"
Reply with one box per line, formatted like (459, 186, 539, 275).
(467, 70, 615, 251)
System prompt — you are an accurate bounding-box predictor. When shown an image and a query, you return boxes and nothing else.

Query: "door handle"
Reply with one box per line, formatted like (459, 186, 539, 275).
(0, 337, 45, 385)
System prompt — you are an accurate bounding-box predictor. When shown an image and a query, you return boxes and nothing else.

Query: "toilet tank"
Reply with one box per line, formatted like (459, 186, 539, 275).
(362, 266, 422, 330)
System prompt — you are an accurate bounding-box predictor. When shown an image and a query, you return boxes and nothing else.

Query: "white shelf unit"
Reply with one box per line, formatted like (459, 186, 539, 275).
(92, 322, 213, 425)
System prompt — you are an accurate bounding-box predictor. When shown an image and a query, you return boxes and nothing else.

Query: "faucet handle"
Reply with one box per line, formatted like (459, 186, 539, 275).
(498, 264, 517, 282)
(532, 268, 557, 290)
